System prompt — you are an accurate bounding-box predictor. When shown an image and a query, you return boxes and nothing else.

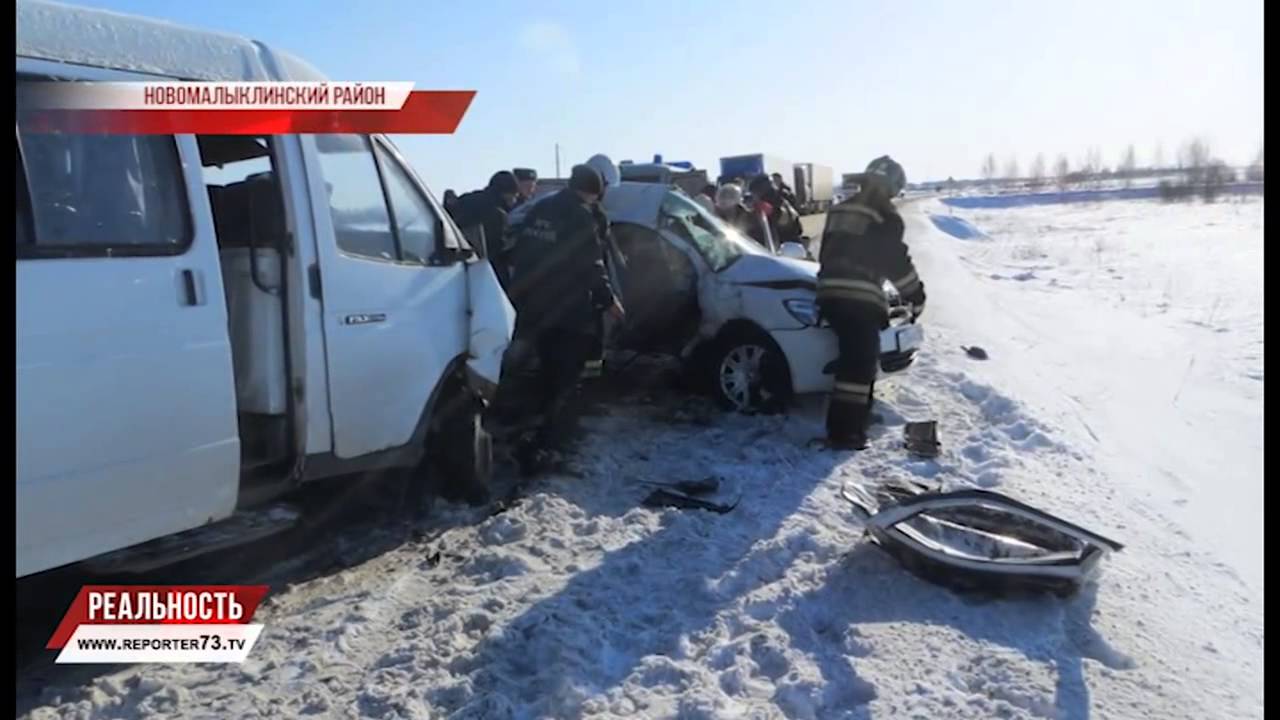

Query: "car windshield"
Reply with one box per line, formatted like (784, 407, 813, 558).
(657, 191, 765, 271)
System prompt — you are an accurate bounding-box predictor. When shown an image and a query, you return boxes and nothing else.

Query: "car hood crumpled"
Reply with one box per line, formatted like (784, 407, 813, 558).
(721, 254, 819, 292)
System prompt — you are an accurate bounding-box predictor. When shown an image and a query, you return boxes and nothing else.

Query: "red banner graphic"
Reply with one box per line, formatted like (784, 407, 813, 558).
(47, 585, 271, 649)
(18, 90, 475, 135)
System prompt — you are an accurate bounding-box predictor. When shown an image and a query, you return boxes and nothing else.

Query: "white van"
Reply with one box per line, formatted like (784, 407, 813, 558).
(15, 0, 515, 578)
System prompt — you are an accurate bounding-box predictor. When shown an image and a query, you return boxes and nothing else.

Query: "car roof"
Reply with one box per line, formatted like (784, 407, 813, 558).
(510, 181, 670, 229)
(16, 0, 327, 81)
(602, 182, 669, 227)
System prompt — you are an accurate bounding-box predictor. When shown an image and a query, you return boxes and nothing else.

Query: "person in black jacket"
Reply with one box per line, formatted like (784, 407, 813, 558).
(748, 175, 803, 249)
(771, 172, 799, 210)
(506, 164, 624, 475)
(449, 171, 520, 287)
(816, 155, 926, 450)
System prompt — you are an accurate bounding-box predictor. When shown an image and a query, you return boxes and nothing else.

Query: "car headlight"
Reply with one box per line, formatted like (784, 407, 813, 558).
(783, 298, 820, 327)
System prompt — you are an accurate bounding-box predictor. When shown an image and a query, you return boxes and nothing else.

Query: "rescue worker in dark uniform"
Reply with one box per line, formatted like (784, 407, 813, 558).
(816, 156, 925, 450)
(450, 171, 520, 288)
(506, 164, 625, 475)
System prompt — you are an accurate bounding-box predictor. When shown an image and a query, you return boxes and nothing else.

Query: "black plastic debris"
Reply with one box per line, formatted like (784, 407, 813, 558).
(642, 488, 738, 514)
(641, 476, 721, 495)
(904, 421, 941, 458)
(962, 345, 989, 360)
(843, 483, 1123, 597)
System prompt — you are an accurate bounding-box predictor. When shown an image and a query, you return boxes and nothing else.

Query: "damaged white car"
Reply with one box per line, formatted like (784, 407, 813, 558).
(540, 182, 924, 412)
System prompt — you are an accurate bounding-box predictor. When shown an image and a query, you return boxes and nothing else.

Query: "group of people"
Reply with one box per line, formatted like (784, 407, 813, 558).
(442, 153, 926, 489)
(686, 173, 805, 253)
(441, 167, 541, 288)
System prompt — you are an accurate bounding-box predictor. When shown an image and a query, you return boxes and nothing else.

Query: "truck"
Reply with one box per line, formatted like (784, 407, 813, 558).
(718, 153, 793, 190)
(841, 172, 865, 194)
(792, 162, 835, 214)
(16, 0, 516, 578)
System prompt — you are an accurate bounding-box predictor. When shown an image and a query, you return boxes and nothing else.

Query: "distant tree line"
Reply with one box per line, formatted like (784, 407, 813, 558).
(971, 137, 1263, 203)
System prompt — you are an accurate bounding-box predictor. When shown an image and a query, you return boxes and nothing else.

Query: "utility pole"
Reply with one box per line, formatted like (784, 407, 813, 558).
(555, 143, 561, 179)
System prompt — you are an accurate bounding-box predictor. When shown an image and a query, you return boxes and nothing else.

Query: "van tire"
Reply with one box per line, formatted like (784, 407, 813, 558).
(706, 329, 792, 414)
(428, 386, 492, 506)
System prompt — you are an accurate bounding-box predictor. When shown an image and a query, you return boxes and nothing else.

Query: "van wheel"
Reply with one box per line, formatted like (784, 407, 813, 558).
(429, 389, 492, 506)
(707, 331, 792, 414)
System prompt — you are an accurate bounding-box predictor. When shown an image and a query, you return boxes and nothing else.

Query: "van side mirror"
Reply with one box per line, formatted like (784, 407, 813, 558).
(430, 245, 475, 266)
(459, 224, 487, 260)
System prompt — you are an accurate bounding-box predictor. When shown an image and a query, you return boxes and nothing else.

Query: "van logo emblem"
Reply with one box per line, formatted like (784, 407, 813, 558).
(344, 313, 386, 325)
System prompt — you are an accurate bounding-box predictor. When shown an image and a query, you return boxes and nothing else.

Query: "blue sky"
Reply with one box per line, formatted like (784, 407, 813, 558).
(58, 0, 1263, 193)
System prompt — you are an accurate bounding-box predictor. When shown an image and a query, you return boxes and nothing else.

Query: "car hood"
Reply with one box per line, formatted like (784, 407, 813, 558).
(720, 253, 819, 292)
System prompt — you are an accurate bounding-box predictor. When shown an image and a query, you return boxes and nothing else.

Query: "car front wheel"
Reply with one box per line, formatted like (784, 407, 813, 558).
(707, 332, 792, 414)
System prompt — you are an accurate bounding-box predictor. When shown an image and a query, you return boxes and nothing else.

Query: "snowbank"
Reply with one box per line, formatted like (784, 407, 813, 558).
(929, 214, 988, 241)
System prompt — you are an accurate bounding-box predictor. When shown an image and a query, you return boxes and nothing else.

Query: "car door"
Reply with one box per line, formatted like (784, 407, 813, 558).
(309, 134, 468, 459)
(16, 64, 240, 577)
(610, 222, 701, 352)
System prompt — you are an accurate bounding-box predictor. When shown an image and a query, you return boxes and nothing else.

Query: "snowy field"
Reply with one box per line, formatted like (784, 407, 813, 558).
(17, 197, 1264, 719)
(927, 195, 1264, 591)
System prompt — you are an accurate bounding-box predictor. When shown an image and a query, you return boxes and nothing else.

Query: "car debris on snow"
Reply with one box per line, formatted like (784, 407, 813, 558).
(639, 476, 722, 495)
(642, 488, 740, 514)
(843, 480, 1123, 597)
(903, 420, 942, 458)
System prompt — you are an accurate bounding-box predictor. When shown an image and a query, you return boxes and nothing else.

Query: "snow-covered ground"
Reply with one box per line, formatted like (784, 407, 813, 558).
(17, 197, 1264, 719)
(927, 196, 1264, 591)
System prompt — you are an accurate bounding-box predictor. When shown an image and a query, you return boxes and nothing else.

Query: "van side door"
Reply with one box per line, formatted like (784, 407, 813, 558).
(307, 134, 468, 459)
(16, 66, 240, 577)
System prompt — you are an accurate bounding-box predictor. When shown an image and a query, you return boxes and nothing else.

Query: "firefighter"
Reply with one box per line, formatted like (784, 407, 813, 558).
(816, 155, 925, 450)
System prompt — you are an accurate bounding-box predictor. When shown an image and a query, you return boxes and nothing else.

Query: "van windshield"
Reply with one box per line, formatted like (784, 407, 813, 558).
(658, 191, 765, 272)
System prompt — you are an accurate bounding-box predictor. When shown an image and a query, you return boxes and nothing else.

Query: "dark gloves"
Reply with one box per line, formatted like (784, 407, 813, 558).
(905, 287, 926, 321)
